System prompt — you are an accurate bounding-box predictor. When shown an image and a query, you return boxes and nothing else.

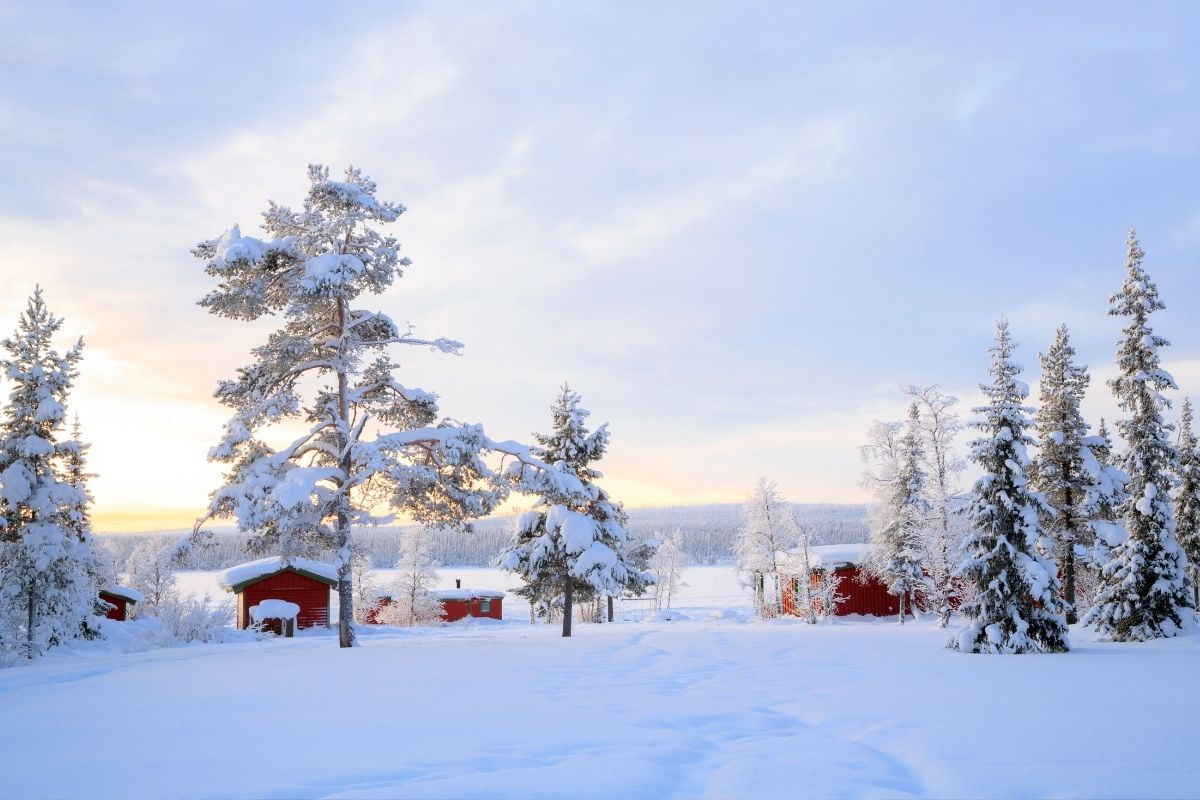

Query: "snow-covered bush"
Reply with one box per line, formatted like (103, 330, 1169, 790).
(152, 594, 235, 644)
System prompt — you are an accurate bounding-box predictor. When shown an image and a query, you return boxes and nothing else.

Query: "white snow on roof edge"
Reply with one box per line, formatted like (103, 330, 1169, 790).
(102, 584, 144, 604)
(217, 556, 338, 591)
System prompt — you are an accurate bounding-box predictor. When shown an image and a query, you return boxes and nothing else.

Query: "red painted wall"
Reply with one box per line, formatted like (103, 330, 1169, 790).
(99, 592, 128, 621)
(236, 569, 331, 630)
(365, 595, 503, 623)
(781, 567, 905, 617)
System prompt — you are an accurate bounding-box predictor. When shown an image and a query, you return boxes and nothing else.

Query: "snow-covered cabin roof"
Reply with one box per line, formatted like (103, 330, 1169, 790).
(217, 556, 339, 593)
(780, 543, 872, 574)
(430, 589, 506, 601)
(101, 584, 144, 604)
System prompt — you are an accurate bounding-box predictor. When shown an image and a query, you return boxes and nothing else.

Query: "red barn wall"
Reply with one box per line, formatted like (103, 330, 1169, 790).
(781, 567, 906, 617)
(469, 596, 502, 620)
(237, 570, 331, 629)
(99, 592, 127, 621)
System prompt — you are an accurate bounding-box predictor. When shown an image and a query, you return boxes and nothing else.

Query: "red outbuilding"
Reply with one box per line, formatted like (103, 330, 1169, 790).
(364, 587, 505, 624)
(217, 556, 338, 631)
(780, 543, 909, 618)
(99, 585, 143, 621)
(432, 588, 505, 621)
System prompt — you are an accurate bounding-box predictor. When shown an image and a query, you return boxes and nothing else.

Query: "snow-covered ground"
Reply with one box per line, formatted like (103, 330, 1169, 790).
(3, 568, 1200, 799)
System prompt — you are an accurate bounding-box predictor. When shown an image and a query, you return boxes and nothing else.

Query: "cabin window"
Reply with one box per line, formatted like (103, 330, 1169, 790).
(479, 599, 492, 613)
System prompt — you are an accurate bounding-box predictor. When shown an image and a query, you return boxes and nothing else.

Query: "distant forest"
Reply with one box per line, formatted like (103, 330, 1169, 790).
(98, 503, 868, 571)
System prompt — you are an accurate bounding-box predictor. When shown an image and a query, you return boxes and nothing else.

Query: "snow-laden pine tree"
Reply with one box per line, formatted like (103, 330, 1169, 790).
(1084, 231, 1193, 640)
(498, 385, 635, 637)
(649, 529, 687, 611)
(192, 166, 580, 647)
(902, 385, 967, 626)
(868, 403, 929, 624)
(0, 290, 103, 658)
(1085, 417, 1129, 568)
(1030, 325, 1094, 624)
(735, 478, 800, 617)
(950, 320, 1069, 654)
(381, 528, 443, 626)
(62, 416, 112, 623)
(1174, 398, 1200, 610)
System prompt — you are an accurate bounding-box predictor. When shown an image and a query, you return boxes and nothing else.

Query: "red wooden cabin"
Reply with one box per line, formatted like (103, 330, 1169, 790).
(217, 556, 338, 631)
(780, 543, 907, 618)
(432, 589, 504, 621)
(99, 585, 143, 621)
(365, 588, 504, 623)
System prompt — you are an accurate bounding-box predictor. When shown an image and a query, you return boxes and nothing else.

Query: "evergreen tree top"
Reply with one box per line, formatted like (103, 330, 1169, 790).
(1108, 228, 1176, 399)
(532, 383, 610, 481)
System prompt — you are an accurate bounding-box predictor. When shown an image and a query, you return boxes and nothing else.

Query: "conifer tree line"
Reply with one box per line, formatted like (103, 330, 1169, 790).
(860, 229, 1198, 652)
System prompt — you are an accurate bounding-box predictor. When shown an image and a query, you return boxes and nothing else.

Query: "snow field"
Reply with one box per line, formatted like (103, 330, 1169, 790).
(2, 613, 1199, 798)
(3, 566, 1200, 798)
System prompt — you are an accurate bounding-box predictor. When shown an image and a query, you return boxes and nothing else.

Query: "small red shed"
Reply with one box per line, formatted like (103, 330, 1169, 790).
(364, 588, 504, 624)
(781, 543, 908, 618)
(217, 556, 338, 630)
(99, 585, 143, 621)
(432, 589, 505, 621)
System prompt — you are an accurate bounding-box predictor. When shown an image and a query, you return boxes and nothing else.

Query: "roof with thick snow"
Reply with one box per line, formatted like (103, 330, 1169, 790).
(779, 543, 872, 573)
(430, 589, 506, 601)
(101, 584, 144, 604)
(217, 556, 339, 593)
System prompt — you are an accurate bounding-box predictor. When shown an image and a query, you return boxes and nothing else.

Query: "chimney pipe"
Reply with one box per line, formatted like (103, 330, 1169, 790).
(456, 579, 461, 589)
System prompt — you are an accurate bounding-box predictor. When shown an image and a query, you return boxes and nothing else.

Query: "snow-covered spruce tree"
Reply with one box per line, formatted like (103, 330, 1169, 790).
(950, 320, 1069, 654)
(735, 478, 800, 618)
(193, 166, 578, 648)
(870, 403, 929, 624)
(62, 416, 113, 622)
(1085, 418, 1129, 568)
(498, 385, 635, 637)
(1029, 325, 1094, 624)
(1084, 231, 1193, 640)
(1175, 399, 1200, 610)
(0, 290, 103, 658)
(902, 385, 967, 626)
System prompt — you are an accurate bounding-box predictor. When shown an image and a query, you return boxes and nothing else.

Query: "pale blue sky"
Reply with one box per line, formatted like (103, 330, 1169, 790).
(1, 2, 1198, 527)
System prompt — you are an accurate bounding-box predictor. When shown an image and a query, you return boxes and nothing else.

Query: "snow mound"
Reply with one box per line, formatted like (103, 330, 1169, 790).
(250, 600, 301, 623)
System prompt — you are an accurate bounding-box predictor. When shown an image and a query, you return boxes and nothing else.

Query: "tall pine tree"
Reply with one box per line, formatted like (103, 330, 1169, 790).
(0, 290, 103, 658)
(498, 385, 636, 637)
(950, 320, 1069, 654)
(1084, 230, 1193, 640)
(192, 165, 583, 647)
(1172, 398, 1200, 610)
(1030, 325, 1093, 623)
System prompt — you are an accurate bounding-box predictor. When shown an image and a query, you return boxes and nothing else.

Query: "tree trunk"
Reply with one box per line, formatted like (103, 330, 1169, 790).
(26, 582, 36, 656)
(607, 595, 614, 623)
(899, 591, 906, 625)
(335, 296, 355, 649)
(1063, 486, 1078, 625)
(1064, 545, 1077, 625)
(562, 577, 573, 638)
